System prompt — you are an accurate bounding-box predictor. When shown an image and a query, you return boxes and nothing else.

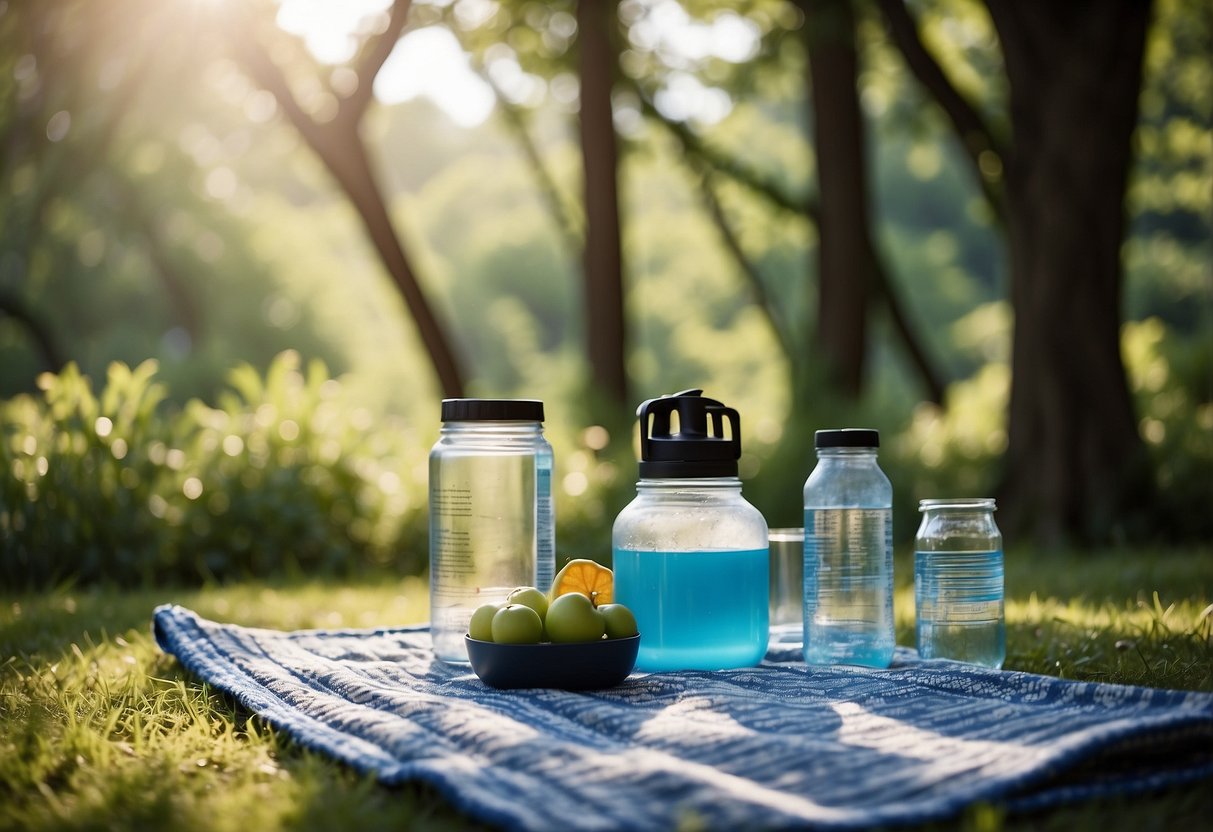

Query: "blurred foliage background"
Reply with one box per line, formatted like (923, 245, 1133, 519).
(0, 0, 1209, 588)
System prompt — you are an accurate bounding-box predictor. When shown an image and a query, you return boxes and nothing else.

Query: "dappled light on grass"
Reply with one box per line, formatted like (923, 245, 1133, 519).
(0, 576, 466, 832)
(1006, 591, 1213, 690)
(1, 576, 430, 659)
(2, 551, 1210, 830)
(892, 546, 1213, 691)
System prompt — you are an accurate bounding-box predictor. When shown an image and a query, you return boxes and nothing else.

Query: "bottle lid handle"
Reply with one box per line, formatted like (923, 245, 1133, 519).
(636, 389, 740, 468)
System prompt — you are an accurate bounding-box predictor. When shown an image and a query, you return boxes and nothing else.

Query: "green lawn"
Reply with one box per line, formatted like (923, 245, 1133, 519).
(2, 547, 1211, 831)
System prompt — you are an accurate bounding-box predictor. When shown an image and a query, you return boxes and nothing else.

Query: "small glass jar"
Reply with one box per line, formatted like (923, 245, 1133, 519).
(914, 499, 1005, 668)
(429, 399, 554, 663)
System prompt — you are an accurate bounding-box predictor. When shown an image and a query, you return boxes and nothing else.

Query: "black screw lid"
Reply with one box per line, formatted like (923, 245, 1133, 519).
(815, 428, 879, 448)
(636, 389, 741, 478)
(441, 399, 544, 422)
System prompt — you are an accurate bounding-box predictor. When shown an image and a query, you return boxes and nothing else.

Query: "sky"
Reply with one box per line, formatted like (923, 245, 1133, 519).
(274, 0, 761, 128)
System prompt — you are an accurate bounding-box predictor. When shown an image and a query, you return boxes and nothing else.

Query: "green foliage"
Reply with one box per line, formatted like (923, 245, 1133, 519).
(408, 148, 582, 396)
(1, 353, 427, 589)
(1132, 0, 1212, 234)
(1123, 319, 1213, 541)
(0, 0, 351, 403)
(1, 362, 172, 587)
(890, 359, 1009, 509)
(749, 308, 1212, 546)
(1, 0, 1209, 558)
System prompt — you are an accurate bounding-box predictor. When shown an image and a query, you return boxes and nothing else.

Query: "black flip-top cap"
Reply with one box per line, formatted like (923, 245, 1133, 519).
(636, 389, 741, 478)
(815, 428, 879, 448)
(441, 398, 544, 422)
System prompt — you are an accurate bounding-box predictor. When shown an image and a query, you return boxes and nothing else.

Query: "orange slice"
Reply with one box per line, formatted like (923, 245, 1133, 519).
(550, 558, 613, 607)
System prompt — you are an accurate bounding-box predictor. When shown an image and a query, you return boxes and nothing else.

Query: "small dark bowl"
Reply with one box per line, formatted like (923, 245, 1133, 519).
(465, 634, 640, 690)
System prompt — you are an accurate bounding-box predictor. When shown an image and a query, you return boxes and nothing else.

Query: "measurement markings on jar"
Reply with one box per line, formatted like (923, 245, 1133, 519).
(431, 488, 473, 516)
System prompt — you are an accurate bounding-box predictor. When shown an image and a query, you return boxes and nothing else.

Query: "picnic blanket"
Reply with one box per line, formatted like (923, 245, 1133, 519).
(153, 605, 1213, 831)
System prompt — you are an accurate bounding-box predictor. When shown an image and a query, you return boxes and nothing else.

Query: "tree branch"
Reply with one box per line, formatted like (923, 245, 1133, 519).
(449, 19, 585, 259)
(486, 70, 584, 255)
(230, 10, 465, 397)
(113, 180, 202, 339)
(635, 88, 813, 217)
(693, 162, 798, 364)
(633, 73, 947, 403)
(876, 0, 1007, 223)
(865, 246, 946, 404)
(637, 88, 814, 374)
(232, 31, 331, 148)
(0, 292, 63, 372)
(342, 0, 413, 124)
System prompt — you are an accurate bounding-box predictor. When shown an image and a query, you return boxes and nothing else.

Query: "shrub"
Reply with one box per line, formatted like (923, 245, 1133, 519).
(1, 353, 427, 588)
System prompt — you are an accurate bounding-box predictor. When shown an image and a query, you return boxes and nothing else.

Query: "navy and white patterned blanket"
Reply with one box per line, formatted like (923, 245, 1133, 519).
(153, 605, 1213, 831)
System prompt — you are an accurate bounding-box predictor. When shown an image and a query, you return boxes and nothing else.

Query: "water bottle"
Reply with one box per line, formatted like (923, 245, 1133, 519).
(803, 428, 894, 668)
(915, 498, 1005, 668)
(428, 399, 554, 663)
(613, 390, 769, 671)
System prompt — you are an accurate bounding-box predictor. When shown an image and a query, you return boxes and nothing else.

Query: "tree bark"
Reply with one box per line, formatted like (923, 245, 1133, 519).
(325, 130, 467, 399)
(987, 0, 1154, 543)
(799, 0, 873, 398)
(577, 0, 628, 408)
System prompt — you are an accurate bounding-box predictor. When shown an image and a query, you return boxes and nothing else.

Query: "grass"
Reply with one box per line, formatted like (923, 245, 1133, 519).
(2, 547, 1211, 832)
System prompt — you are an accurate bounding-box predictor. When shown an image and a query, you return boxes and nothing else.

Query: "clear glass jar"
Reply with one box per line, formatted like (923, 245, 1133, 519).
(768, 527, 805, 629)
(803, 429, 895, 668)
(613, 478, 769, 671)
(915, 498, 1004, 668)
(429, 399, 554, 663)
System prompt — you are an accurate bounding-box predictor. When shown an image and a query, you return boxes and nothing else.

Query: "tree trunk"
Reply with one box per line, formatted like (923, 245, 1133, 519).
(799, 0, 873, 398)
(318, 126, 466, 400)
(638, 89, 945, 405)
(232, 1, 465, 400)
(577, 0, 628, 408)
(987, 0, 1154, 544)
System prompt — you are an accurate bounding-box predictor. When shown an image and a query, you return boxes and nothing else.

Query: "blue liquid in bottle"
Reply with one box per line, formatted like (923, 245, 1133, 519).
(614, 548, 769, 671)
(611, 390, 768, 672)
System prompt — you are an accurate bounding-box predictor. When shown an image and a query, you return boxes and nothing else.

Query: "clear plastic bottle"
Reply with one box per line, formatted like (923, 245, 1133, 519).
(428, 399, 554, 663)
(613, 390, 769, 671)
(915, 499, 1005, 668)
(802, 429, 894, 668)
